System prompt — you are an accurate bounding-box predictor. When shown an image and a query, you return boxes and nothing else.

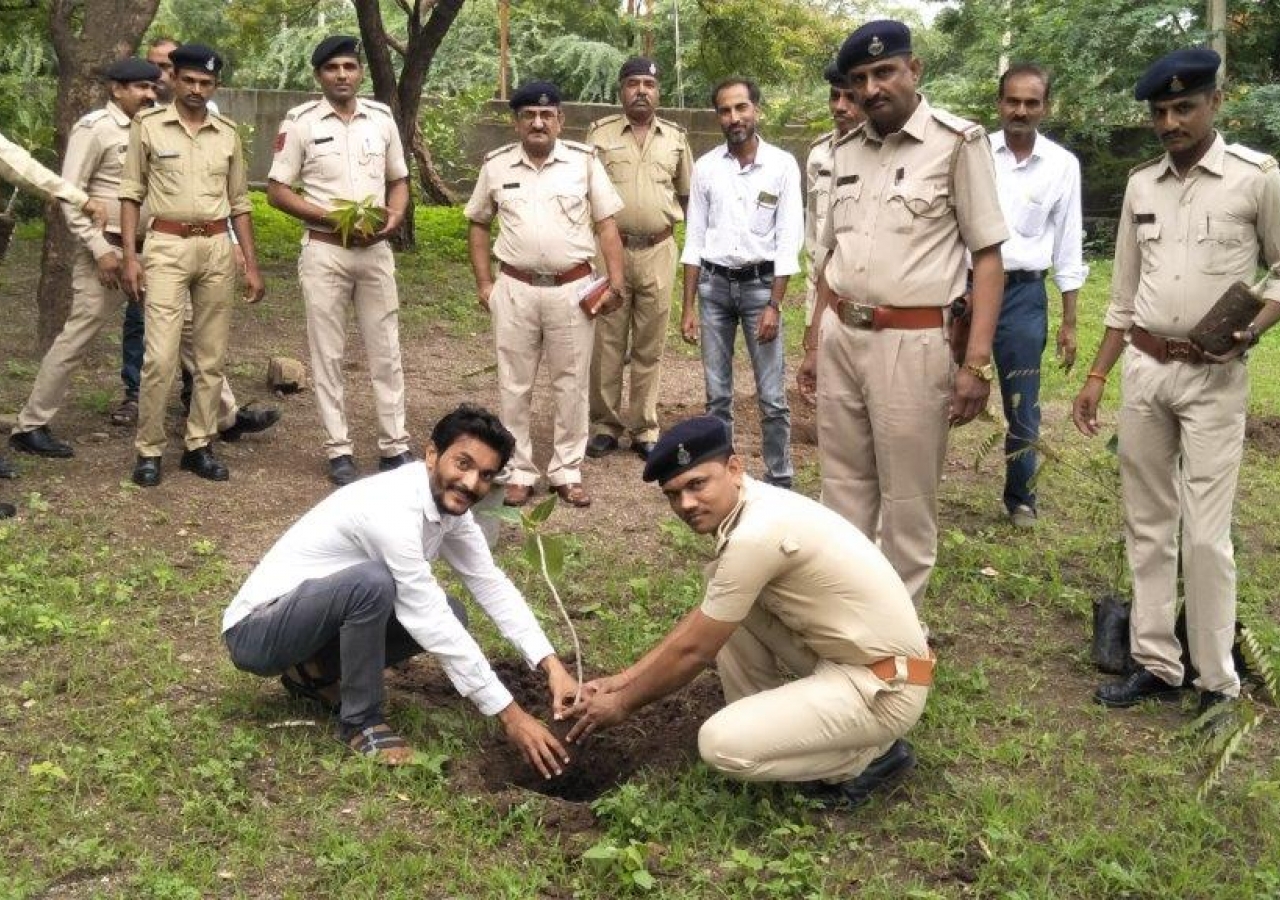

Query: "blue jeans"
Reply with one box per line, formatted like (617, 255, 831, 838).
(121, 300, 144, 400)
(992, 278, 1048, 513)
(698, 269, 792, 485)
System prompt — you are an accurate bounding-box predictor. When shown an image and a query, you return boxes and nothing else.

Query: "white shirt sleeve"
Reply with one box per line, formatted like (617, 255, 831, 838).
(1051, 153, 1089, 293)
(772, 151, 803, 277)
(679, 159, 708, 267)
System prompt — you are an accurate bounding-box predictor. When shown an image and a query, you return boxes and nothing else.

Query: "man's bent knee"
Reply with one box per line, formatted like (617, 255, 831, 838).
(698, 714, 763, 780)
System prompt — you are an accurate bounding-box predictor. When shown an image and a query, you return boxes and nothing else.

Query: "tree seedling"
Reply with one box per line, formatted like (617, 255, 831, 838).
(329, 196, 386, 248)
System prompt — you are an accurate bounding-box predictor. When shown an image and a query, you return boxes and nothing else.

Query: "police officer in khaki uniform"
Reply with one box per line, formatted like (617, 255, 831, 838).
(567, 416, 932, 808)
(798, 21, 1008, 609)
(804, 62, 863, 327)
(1074, 49, 1280, 719)
(465, 81, 626, 509)
(267, 35, 412, 487)
(584, 57, 692, 461)
(120, 43, 266, 487)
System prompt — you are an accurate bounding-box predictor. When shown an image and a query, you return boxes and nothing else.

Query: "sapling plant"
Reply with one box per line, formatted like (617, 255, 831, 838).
(329, 195, 386, 247)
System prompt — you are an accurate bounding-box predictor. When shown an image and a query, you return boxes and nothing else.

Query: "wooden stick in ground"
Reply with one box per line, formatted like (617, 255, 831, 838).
(534, 533, 583, 707)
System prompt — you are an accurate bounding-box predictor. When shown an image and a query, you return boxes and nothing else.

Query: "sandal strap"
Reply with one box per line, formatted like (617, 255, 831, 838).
(349, 724, 409, 757)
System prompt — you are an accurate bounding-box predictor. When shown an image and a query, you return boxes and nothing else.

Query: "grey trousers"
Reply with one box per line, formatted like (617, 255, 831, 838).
(223, 560, 466, 736)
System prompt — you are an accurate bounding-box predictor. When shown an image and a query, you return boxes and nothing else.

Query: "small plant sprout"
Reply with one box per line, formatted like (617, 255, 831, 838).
(329, 196, 386, 247)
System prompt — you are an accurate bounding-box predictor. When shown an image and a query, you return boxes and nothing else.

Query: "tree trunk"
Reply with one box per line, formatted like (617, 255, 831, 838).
(37, 0, 159, 352)
(410, 125, 456, 206)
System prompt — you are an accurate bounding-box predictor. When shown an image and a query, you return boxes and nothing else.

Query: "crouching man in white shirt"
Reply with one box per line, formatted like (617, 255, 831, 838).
(222, 403, 578, 771)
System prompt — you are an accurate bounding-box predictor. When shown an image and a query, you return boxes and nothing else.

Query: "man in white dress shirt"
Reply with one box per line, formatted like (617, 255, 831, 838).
(990, 64, 1088, 527)
(222, 404, 577, 771)
(679, 78, 803, 488)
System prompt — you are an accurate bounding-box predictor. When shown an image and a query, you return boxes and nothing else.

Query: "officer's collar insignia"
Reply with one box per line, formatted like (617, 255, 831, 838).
(648, 63, 657, 75)
(1170, 75, 1184, 93)
(868, 36, 884, 57)
(205, 58, 215, 72)
(676, 444, 691, 466)
(538, 93, 550, 105)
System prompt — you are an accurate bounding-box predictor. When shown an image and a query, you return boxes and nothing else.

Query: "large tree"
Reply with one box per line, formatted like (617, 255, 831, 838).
(351, 0, 466, 246)
(35, 0, 159, 350)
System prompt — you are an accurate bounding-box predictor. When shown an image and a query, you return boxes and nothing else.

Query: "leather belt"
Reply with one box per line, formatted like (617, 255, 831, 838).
(306, 229, 386, 248)
(620, 226, 673, 250)
(867, 653, 935, 687)
(1005, 269, 1046, 285)
(1130, 325, 1205, 364)
(104, 232, 145, 254)
(835, 298, 944, 331)
(499, 261, 593, 287)
(150, 218, 229, 238)
(702, 260, 774, 282)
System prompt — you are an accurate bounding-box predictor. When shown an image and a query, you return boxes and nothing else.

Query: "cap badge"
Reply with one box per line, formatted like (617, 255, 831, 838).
(1169, 75, 1184, 93)
(353, 40, 362, 55)
(868, 36, 884, 57)
(205, 58, 215, 72)
(676, 444, 691, 466)
(648, 62, 657, 76)
(538, 93, 550, 105)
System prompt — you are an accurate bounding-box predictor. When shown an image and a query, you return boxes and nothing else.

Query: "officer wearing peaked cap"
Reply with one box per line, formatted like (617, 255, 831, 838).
(465, 79, 627, 510)
(585, 56, 693, 463)
(570, 413, 932, 810)
(798, 19, 1008, 610)
(1075, 47, 1280, 720)
(267, 34, 413, 487)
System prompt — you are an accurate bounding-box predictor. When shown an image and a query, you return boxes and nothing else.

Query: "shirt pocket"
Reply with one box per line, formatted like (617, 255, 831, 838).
(1197, 217, 1254, 276)
(496, 187, 528, 226)
(150, 152, 185, 196)
(888, 180, 949, 234)
(830, 179, 863, 235)
(1013, 194, 1051, 237)
(202, 153, 230, 201)
(603, 155, 633, 186)
(556, 192, 589, 227)
(309, 144, 344, 183)
(1135, 221, 1162, 273)
(750, 195, 779, 237)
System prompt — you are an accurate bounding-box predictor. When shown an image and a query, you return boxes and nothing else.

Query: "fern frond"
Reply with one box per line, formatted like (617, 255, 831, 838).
(1240, 625, 1280, 704)
(973, 429, 1003, 471)
(1196, 700, 1260, 802)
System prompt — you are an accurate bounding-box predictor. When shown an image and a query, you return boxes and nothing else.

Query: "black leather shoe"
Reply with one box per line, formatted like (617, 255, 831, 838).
(586, 434, 619, 458)
(834, 739, 917, 808)
(378, 451, 416, 472)
(132, 455, 162, 487)
(0, 455, 17, 479)
(10, 426, 75, 459)
(0, 501, 15, 519)
(179, 445, 229, 482)
(220, 405, 281, 442)
(1094, 667, 1181, 708)
(632, 440, 657, 460)
(329, 455, 359, 486)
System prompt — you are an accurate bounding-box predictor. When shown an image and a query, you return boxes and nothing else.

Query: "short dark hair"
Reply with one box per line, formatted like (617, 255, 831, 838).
(430, 404, 515, 469)
(711, 77, 761, 110)
(998, 63, 1051, 102)
(149, 36, 179, 50)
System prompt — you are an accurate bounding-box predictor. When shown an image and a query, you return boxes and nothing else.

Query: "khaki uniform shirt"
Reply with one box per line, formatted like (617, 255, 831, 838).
(820, 96, 1008, 308)
(804, 130, 837, 299)
(119, 104, 251, 221)
(0, 130, 89, 208)
(61, 103, 136, 260)
(701, 477, 928, 664)
(464, 138, 623, 273)
(1105, 133, 1280, 337)
(585, 113, 691, 235)
(266, 97, 409, 217)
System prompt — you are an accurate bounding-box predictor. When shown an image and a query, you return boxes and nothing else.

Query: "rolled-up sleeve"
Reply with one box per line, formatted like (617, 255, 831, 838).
(954, 135, 1009, 253)
(227, 134, 251, 217)
(464, 162, 495, 224)
(1051, 154, 1089, 293)
(61, 128, 113, 259)
(1104, 185, 1139, 331)
(772, 151, 803, 277)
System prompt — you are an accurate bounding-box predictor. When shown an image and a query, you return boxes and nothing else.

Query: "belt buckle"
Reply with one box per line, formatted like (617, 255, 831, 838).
(186, 222, 209, 238)
(1166, 341, 1192, 362)
(842, 302, 875, 329)
(531, 272, 558, 288)
(622, 233, 644, 249)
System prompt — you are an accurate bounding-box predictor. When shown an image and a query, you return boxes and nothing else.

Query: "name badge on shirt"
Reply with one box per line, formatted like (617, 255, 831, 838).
(311, 136, 334, 146)
(835, 175, 859, 186)
(757, 191, 778, 207)
(502, 182, 521, 190)
(1133, 213, 1156, 224)
(156, 150, 180, 159)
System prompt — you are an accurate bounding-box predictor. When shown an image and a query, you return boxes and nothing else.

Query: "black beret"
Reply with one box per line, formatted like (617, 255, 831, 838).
(619, 56, 659, 81)
(1134, 47, 1221, 102)
(836, 20, 912, 73)
(509, 80, 562, 110)
(641, 416, 734, 484)
(312, 35, 362, 69)
(169, 43, 223, 76)
(104, 58, 162, 84)
(823, 60, 850, 87)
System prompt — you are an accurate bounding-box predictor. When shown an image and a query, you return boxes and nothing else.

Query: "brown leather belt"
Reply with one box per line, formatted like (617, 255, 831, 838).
(306, 229, 386, 248)
(835, 298, 944, 331)
(867, 653, 935, 687)
(150, 218, 229, 238)
(500, 261, 592, 287)
(1130, 325, 1205, 364)
(620, 226, 673, 250)
(104, 232, 145, 253)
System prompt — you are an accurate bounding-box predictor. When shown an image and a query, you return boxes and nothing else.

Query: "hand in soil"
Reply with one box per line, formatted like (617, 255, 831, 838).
(545, 663, 579, 720)
(498, 701, 570, 779)
(565, 680, 630, 743)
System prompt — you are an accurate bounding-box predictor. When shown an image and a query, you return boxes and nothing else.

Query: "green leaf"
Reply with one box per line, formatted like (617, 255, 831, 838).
(523, 536, 541, 571)
(529, 496, 557, 525)
(486, 505, 524, 525)
(632, 869, 657, 890)
(542, 535, 565, 581)
(582, 842, 619, 861)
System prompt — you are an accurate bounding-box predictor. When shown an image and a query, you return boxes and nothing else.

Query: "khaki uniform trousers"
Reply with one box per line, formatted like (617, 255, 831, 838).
(815, 311, 953, 607)
(490, 273, 595, 487)
(1118, 347, 1246, 696)
(589, 237, 677, 442)
(698, 604, 928, 783)
(135, 233, 234, 456)
(299, 240, 409, 460)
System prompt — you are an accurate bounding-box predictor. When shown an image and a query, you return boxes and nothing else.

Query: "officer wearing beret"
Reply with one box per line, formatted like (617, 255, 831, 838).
(465, 81, 626, 509)
(584, 57, 693, 461)
(804, 62, 863, 328)
(9, 60, 160, 461)
(1073, 48, 1280, 719)
(120, 43, 265, 487)
(567, 415, 932, 808)
(267, 35, 413, 486)
(798, 20, 1008, 608)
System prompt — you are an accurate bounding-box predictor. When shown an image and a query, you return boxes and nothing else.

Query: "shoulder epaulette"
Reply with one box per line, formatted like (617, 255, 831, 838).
(655, 115, 686, 134)
(586, 113, 624, 134)
(484, 142, 518, 161)
(135, 106, 166, 122)
(833, 123, 864, 148)
(1129, 154, 1164, 176)
(809, 130, 834, 150)
(75, 109, 110, 129)
(361, 99, 394, 117)
(212, 111, 238, 129)
(1226, 143, 1278, 172)
(285, 100, 321, 122)
(931, 108, 983, 141)
(562, 139, 596, 155)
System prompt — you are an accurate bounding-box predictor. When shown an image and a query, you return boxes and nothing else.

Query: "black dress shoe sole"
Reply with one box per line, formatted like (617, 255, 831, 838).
(221, 409, 281, 442)
(132, 461, 162, 488)
(1093, 686, 1182, 709)
(180, 456, 229, 482)
(838, 740, 917, 808)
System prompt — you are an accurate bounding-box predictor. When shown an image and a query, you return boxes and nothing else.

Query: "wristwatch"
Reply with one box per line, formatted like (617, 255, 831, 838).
(963, 361, 994, 382)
